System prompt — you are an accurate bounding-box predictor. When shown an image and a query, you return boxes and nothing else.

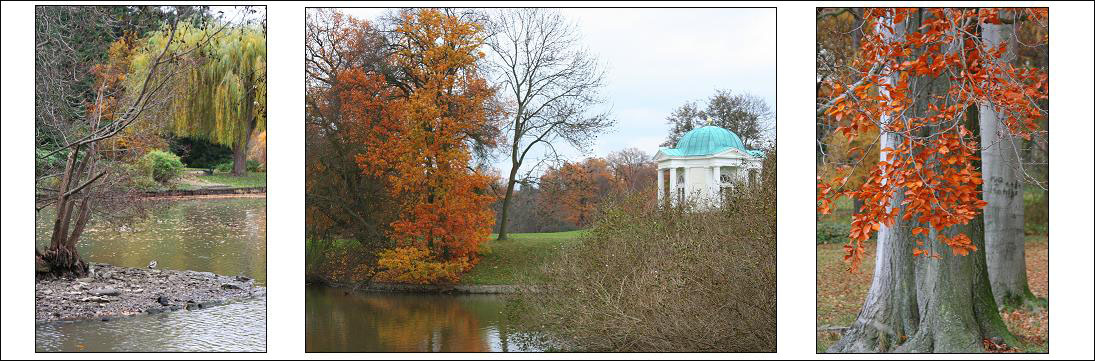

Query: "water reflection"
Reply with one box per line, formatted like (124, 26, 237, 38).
(305, 286, 534, 352)
(35, 197, 267, 285)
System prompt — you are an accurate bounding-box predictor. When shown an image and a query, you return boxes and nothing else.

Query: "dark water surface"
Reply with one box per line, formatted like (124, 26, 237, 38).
(305, 286, 536, 352)
(35, 197, 266, 352)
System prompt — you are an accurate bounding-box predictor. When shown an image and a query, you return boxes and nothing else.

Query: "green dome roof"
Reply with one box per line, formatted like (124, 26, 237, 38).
(664, 125, 747, 156)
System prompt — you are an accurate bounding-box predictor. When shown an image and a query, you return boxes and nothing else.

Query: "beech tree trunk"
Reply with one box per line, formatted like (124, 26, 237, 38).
(979, 13, 1038, 309)
(830, 10, 1016, 352)
(895, 218, 1014, 352)
(828, 113, 920, 353)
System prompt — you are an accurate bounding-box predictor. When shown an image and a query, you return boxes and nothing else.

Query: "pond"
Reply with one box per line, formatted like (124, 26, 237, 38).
(34, 197, 267, 352)
(305, 286, 536, 352)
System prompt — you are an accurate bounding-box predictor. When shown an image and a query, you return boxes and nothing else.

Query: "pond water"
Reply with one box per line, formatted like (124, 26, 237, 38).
(305, 286, 536, 352)
(34, 197, 267, 352)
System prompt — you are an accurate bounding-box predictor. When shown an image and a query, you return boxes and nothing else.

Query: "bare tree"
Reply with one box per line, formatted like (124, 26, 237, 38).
(486, 9, 613, 240)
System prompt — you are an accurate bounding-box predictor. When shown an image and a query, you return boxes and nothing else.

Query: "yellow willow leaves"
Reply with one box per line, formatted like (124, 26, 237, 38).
(131, 21, 267, 149)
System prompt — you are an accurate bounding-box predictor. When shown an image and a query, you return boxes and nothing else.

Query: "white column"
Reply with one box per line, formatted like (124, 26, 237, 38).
(656, 167, 664, 204)
(668, 167, 677, 206)
(711, 166, 720, 203)
(683, 167, 691, 203)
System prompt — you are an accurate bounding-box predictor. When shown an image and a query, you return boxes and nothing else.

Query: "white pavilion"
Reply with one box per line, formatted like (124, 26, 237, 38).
(654, 123, 764, 207)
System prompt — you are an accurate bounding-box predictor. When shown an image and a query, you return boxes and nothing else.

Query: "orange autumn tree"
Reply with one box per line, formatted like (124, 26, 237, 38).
(817, 8, 1047, 272)
(540, 158, 616, 228)
(350, 9, 497, 285)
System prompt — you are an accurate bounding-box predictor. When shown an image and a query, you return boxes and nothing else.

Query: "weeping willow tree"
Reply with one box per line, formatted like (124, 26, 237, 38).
(132, 21, 267, 176)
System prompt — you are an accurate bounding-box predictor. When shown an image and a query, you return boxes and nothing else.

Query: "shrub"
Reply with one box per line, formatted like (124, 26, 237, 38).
(816, 222, 852, 244)
(139, 150, 184, 183)
(509, 178, 776, 351)
(247, 159, 263, 172)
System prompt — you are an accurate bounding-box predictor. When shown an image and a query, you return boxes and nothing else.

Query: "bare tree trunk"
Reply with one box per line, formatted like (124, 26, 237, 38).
(497, 166, 519, 241)
(979, 12, 1038, 309)
(39, 145, 91, 278)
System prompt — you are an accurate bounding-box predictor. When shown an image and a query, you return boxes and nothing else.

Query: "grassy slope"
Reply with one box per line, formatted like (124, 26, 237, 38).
(461, 230, 585, 285)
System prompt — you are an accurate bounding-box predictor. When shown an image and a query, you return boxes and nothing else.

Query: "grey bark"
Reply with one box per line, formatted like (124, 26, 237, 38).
(979, 13, 1037, 309)
(828, 113, 920, 353)
(897, 217, 1012, 352)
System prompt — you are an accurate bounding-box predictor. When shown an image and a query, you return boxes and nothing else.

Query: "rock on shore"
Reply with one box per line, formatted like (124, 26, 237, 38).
(35, 263, 264, 322)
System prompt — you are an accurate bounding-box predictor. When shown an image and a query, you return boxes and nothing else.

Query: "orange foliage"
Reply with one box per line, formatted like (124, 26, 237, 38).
(540, 158, 617, 227)
(91, 34, 167, 159)
(817, 8, 1047, 272)
(347, 9, 496, 282)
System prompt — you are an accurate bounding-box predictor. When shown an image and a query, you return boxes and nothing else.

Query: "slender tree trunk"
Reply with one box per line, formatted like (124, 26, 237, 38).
(828, 121, 920, 353)
(979, 12, 1038, 309)
(497, 166, 519, 241)
(39, 145, 90, 278)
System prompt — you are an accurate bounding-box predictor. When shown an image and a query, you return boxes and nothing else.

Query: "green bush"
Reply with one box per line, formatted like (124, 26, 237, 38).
(247, 159, 263, 172)
(139, 150, 184, 183)
(816, 222, 852, 244)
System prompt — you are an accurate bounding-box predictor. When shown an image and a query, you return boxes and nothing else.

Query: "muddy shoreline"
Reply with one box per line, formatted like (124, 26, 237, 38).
(36, 263, 265, 323)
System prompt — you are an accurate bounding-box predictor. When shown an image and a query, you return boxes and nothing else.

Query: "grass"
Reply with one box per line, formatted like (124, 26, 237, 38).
(196, 171, 267, 188)
(461, 230, 585, 285)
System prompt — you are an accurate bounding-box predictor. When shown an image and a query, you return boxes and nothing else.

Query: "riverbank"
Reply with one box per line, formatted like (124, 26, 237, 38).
(36, 263, 265, 323)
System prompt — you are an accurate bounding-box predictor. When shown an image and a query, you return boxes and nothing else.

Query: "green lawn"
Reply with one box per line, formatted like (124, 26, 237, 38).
(461, 230, 585, 285)
(197, 171, 267, 188)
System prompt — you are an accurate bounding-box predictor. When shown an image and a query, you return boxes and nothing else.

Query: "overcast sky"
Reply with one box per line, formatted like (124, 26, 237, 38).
(331, 8, 775, 177)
